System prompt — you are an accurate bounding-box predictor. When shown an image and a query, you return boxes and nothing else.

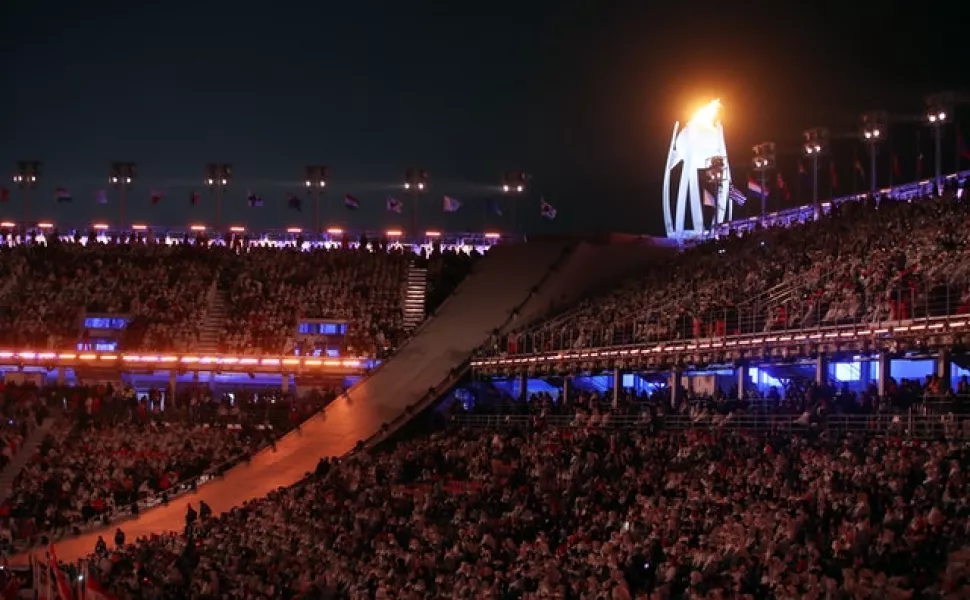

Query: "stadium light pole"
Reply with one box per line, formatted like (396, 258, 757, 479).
(751, 142, 775, 220)
(205, 163, 232, 230)
(803, 128, 828, 220)
(861, 112, 887, 197)
(304, 165, 328, 234)
(109, 162, 137, 229)
(502, 171, 527, 236)
(12, 160, 41, 225)
(704, 157, 726, 230)
(404, 168, 428, 233)
(925, 93, 952, 190)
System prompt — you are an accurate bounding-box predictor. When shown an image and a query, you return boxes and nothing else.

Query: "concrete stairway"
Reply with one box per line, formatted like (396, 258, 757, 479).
(403, 266, 428, 330)
(197, 289, 229, 354)
(0, 418, 54, 504)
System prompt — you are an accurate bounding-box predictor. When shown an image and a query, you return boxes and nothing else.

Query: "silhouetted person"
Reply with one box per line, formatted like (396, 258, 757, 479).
(114, 528, 125, 548)
(199, 500, 212, 521)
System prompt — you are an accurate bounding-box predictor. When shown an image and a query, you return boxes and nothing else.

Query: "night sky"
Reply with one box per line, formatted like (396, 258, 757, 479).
(1, 1, 967, 236)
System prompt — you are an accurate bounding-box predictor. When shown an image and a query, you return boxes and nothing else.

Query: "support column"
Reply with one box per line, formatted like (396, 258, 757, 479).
(860, 359, 872, 389)
(56, 367, 65, 386)
(815, 354, 827, 386)
(169, 369, 178, 407)
(737, 362, 747, 400)
(877, 352, 890, 398)
(938, 349, 952, 394)
(518, 373, 527, 402)
(562, 376, 569, 404)
(281, 373, 290, 394)
(670, 368, 681, 407)
(612, 368, 621, 408)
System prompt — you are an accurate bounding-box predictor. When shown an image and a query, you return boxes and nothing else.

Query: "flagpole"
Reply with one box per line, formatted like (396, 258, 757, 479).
(215, 186, 222, 231)
(119, 186, 126, 230)
(313, 186, 320, 235)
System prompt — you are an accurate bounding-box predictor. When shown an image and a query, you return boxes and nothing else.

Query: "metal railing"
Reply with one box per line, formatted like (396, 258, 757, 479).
(450, 411, 970, 439)
(493, 277, 970, 357)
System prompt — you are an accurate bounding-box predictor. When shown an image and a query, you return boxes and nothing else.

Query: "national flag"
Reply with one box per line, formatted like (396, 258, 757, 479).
(0, 188, 10, 203)
(344, 195, 359, 210)
(443, 196, 461, 212)
(190, 191, 200, 206)
(746, 178, 764, 197)
(385, 197, 403, 214)
(288, 194, 303, 211)
(728, 185, 747, 206)
(776, 174, 790, 201)
(47, 545, 74, 600)
(96, 190, 108, 205)
(150, 190, 164, 205)
(829, 162, 839, 189)
(32, 555, 50, 600)
(55, 188, 72, 203)
(892, 154, 902, 178)
(486, 197, 503, 216)
(854, 156, 865, 179)
(540, 198, 557, 220)
(1, 569, 20, 600)
(916, 130, 924, 179)
(702, 188, 716, 207)
(83, 564, 117, 600)
(959, 130, 970, 161)
(247, 191, 264, 207)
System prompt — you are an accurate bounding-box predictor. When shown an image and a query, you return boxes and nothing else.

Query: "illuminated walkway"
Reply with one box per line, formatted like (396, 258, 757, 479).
(16, 396, 367, 562)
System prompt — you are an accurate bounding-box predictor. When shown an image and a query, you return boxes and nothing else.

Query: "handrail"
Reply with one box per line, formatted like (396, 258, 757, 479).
(477, 282, 970, 364)
(448, 411, 969, 438)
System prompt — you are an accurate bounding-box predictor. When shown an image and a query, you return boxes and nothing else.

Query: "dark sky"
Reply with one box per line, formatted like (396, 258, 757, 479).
(1, 0, 967, 236)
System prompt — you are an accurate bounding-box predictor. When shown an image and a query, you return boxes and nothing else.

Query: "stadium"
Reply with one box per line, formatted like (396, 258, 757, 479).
(4, 3, 970, 598)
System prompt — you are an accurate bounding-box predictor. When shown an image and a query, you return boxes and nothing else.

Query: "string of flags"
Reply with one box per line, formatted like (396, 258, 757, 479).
(15, 188, 560, 220)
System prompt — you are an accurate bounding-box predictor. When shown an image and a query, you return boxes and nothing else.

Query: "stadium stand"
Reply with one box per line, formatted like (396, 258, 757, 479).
(0, 383, 334, 551)
(0, 238, 482, 359)
(70, 416, 970, 598)
(499, 181, 970, 355)
(8, 177, 970, 600)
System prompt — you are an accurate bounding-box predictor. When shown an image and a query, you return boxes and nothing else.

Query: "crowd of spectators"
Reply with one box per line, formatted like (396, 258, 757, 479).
(220, 246, 410, 355)
(0, 237, 480, 358)
(0, 242, 216, 351)
(505, 184, 970, 354)
(0, 382, 333, 549)
(79, 416, 970, 598)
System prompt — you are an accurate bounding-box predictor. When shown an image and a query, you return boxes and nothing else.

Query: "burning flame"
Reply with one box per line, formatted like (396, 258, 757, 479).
(690, 99, 721, 128)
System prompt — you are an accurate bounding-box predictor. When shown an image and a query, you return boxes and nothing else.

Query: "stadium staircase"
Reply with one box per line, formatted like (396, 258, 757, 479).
(403, 265, 428, 330)
(0, 417, 54, 504)
(196, 289, 229, 354)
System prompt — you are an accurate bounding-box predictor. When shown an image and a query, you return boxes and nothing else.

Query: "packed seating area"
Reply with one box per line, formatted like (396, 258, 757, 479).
(76, 416, 970, 598)
(218, 247, 411, 355)
(0, 243, 217, 351)
(504, 184, 970, 354)
(0, 382, 334, 548)
(0, 238, 480, 357)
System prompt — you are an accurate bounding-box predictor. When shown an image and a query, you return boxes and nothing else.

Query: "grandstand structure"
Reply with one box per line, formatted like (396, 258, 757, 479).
(474, 170, 970, 406)
(4, 167, 970, 571)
